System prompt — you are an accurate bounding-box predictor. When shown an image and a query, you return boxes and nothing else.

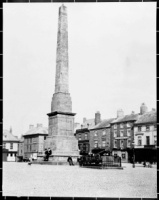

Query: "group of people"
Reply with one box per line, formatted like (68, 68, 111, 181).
(143, 161, 152, 168)
(44, 148, 52, 161)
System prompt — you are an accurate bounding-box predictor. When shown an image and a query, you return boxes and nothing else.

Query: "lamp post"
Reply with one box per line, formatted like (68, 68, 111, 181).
(132, 141, 135, 168)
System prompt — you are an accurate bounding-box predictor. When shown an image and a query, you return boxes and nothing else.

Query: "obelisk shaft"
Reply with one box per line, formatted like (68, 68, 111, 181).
(55, 5, 69, 93)
(51, 5, 72, 113)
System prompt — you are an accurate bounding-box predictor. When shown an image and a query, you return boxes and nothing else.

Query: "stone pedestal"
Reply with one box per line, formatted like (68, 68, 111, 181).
(43, 111, 79, 163)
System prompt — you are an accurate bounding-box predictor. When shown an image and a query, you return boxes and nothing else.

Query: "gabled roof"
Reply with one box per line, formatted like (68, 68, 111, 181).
(134, 111, 156, 125)
(23, 127, 48, 136)
(90, 118, 115, 130)
(111, 113, 139, 124)
(3, 130, 19, 142)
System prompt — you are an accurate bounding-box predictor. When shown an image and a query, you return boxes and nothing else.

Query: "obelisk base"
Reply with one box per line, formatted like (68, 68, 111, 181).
(36, 135, 79, 164)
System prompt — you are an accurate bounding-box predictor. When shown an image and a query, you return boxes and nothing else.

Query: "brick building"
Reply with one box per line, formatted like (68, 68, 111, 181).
(110, 109, 139, 163)
(89, 118, 115, 155)
(3, 128, 19, 161)
(134, 109, 157, 163)
(23, 124, 48, 159)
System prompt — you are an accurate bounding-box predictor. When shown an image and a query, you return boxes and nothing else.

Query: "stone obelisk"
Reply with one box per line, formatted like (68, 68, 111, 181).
(44, 4, 79, 163)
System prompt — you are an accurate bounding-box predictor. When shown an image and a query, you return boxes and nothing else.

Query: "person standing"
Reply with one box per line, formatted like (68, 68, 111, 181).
(47, 148, 52, 161)
(44, 148, 48, 161)
(28, 155, 33, 165)
(67, 156, 74, 166)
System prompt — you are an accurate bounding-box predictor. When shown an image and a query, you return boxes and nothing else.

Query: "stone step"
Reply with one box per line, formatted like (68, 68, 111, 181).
(32, 161, 78, 165)
(80, 166, 123, 170)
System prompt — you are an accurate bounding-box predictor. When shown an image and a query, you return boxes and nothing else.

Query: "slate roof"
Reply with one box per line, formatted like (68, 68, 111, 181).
(134, 111, 156, 125)
(3, 130, 19, 142)
(111, 113, 139, 124)
(90, 118, 115, 130)
(23, 127, 48, 136)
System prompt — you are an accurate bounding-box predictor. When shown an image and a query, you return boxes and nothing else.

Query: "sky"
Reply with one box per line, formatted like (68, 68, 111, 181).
(3, 3, 156, 137)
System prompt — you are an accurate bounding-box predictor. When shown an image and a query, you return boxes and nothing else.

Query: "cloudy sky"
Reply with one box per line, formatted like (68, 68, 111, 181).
(3, 3, 156, 137)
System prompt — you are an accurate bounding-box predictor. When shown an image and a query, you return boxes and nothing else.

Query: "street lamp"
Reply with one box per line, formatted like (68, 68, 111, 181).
(132, 141, 135, 168)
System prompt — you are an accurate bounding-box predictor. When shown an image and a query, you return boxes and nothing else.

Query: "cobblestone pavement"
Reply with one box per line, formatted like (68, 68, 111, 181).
(3, 162, 157, 198)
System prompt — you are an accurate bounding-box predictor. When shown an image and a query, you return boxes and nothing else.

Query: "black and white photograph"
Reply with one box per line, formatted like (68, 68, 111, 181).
(2, 2, 157, 198)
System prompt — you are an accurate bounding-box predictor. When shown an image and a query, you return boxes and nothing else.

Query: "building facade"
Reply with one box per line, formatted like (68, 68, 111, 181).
(74, 112, 99, 155)
(75, 128, 90, 155)
(23, 124, 48, 159)
(17, 135, 24, 161)
(110, 110, 139, 163)
(134, 110, 157, 163)
(89, 118, 115, 155)
(3, 129, 19, 161)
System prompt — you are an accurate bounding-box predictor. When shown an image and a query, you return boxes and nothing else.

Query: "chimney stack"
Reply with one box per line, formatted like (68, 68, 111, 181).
(29, 125, 34, 129)
(81, 124, 83, 129)
(95, 111, 101, 125)
(131, 111, 135, 115)
(140, 103, 148, 115)
(83, 118, 87, 124)
(37, 123, 43, 128)
(117, 109, 124, 118)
